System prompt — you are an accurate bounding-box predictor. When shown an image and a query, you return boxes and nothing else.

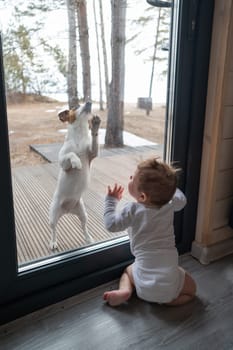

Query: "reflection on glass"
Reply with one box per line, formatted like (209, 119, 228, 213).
(0, 0, 171, 267)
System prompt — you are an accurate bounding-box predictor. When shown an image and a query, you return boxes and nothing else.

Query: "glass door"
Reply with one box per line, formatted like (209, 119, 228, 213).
(0, 0, 214, 324)
(1, 1, 172, 268)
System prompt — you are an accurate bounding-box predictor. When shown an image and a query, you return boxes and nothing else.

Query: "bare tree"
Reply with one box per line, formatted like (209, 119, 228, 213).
(99, 0, 109, 107)
(93, 0, 104, 110)
(67, 0, 79, 108)
(147, 7, 162, 115)
(76, 0, 91, 101)
(148, 8, 162, 99)
(105, 0, 127, 147)
(130, 6, 170, 115)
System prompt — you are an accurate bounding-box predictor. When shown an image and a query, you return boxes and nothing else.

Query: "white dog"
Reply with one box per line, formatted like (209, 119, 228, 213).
(49, 101, 101, 250)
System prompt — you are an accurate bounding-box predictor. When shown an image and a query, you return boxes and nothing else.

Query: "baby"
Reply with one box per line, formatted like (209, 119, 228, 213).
(103, 157, 196, 306)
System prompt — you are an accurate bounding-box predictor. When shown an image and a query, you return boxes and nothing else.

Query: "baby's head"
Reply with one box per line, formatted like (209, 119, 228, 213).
(129, 158, 178, 207)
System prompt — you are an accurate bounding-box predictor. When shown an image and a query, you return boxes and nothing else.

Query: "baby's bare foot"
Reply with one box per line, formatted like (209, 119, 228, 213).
(103, 289, 131, 306)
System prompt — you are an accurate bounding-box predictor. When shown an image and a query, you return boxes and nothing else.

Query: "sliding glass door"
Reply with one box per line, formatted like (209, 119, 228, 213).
(2, 1, 171, 268)
(0, 0, 214, 324)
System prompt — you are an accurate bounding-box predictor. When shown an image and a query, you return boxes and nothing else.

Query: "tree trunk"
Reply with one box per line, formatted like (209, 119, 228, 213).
(105, 0, 127, 147)
(93, 0, 104, 110)
(99, 0, 109, 107)
(76, 0, 91, 101)
(66, 0, 79, 109)
(147, 8, 162, 115)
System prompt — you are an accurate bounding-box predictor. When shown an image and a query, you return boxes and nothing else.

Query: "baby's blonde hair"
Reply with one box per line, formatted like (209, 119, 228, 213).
(137, 158, 179, 207)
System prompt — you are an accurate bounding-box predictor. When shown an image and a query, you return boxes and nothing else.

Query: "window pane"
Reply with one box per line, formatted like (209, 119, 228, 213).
(0, 0, 171, 267)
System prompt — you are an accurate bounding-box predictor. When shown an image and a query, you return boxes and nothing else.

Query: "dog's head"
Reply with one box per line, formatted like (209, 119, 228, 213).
(58, 101, 92, 124)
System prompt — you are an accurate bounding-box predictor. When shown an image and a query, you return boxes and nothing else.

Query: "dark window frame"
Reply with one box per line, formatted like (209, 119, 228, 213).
(169, 0, 214, 253)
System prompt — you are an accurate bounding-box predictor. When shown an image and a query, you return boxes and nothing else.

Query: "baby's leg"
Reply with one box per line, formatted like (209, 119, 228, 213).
(103, 265, 135, 306)
(166, 269, 196, 306)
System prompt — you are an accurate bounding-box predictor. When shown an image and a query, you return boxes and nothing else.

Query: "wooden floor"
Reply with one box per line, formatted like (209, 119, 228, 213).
(12, 145, 160, 265)
(1, 253, 233, 349)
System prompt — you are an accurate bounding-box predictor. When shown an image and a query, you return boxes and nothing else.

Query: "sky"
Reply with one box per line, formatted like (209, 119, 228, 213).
(0, 0, 170, 103)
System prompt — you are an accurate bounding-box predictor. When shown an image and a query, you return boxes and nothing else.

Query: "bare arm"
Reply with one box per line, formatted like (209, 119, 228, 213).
(104, 184, 132, 232)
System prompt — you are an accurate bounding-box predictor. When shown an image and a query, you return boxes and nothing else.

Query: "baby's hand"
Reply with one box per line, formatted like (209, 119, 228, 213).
(107, 184, 124, 200)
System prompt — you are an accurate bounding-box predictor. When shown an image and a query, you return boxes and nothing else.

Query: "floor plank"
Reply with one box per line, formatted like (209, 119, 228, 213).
(1, 254, 233, 349)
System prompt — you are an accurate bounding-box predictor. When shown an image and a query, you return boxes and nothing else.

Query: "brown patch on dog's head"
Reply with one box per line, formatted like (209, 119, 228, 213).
(67, 109, 76, 124)
(58, 109, 76, 124)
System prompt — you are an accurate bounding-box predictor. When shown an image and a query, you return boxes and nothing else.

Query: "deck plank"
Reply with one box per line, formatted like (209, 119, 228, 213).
(12, 148, 159, 265)
(30, 142, 162, 163)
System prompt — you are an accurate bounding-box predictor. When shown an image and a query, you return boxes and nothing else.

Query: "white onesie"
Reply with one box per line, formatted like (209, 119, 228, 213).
(104, 188, 186, 303)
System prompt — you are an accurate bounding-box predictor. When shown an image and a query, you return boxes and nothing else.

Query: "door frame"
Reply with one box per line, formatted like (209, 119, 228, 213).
(165, 0, 214, 253)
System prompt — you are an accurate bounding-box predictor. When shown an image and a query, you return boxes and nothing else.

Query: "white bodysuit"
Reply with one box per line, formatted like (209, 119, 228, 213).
(104, 188, 186, 303)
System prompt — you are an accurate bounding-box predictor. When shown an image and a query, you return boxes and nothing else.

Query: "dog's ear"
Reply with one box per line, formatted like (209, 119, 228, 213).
(58, 109, 70, 123)
(58, 108, 77, 124)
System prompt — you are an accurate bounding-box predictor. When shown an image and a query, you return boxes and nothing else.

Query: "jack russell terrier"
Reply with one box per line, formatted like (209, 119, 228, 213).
(49, 101, 101, 250)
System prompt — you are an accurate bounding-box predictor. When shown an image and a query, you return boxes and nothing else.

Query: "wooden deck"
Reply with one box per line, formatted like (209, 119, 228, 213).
(12, 145, 162, 266)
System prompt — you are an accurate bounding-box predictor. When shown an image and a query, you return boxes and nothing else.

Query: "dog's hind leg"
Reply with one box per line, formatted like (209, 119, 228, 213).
(49, 203, 63, 250)
(72, 198, 93, 244)
(50, 225, 58, 250)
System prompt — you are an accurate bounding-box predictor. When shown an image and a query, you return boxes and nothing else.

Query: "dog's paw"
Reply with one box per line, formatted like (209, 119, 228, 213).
(49, 240, 58, 250)
(90, 115, 101, 134)
(85, 235, 94, 245)
(71, 158, 82, 170)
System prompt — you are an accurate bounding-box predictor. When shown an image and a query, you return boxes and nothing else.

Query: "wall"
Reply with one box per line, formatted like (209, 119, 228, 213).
(192, 0, 233, 264)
